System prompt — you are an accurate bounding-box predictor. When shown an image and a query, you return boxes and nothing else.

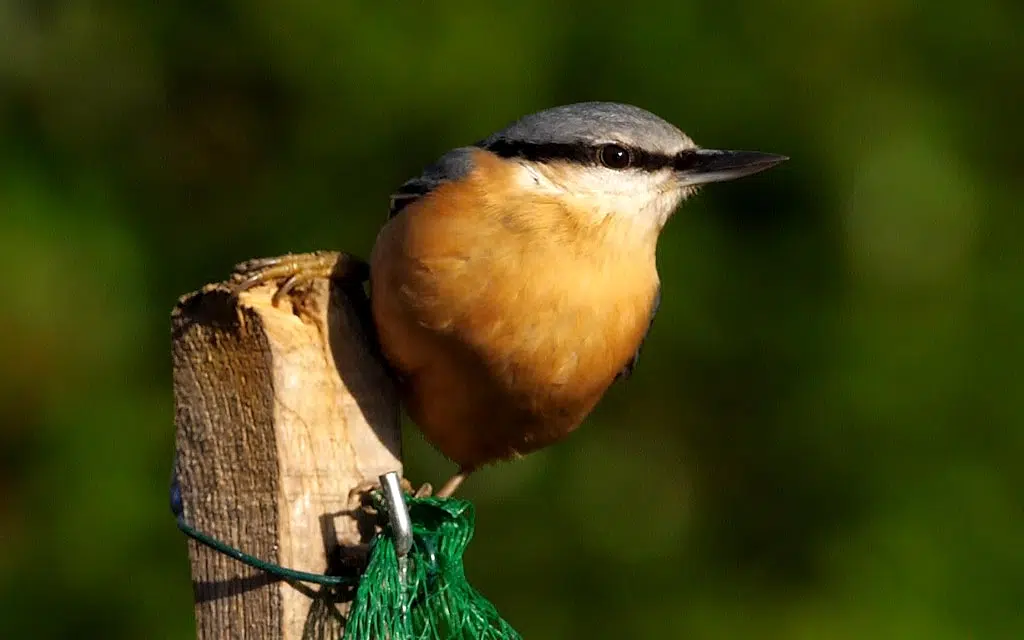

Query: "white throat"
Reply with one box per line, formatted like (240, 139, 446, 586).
(513, 161, 688, 237)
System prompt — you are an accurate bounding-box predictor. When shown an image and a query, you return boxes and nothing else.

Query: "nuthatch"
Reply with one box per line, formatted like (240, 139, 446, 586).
(237, 102, 786, 497)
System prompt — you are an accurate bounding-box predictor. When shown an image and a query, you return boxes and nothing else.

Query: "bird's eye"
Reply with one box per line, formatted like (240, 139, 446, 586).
(598, 144, 632, 169)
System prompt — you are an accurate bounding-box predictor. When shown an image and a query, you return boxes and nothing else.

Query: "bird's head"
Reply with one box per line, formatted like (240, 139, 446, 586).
(478, 102, 787, 237)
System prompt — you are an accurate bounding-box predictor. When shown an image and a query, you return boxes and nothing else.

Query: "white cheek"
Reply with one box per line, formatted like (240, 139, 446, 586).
(514, 163, 684, 231)
(514, 162, 561, 194)
(581, 170, 682, 228)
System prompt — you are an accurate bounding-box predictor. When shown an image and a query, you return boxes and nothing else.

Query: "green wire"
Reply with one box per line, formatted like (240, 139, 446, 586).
(172, 476, 358, 587)
(175, 517, 358, 586)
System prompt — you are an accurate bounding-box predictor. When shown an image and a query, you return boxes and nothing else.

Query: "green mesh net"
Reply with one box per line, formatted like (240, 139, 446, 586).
(344, 495, 521, 640)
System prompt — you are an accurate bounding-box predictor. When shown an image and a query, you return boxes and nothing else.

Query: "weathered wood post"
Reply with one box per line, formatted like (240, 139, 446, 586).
(171, 255, 402, 638)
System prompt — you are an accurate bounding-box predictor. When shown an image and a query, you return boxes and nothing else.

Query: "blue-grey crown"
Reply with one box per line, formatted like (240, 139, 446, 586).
(480, 102, 690, 152)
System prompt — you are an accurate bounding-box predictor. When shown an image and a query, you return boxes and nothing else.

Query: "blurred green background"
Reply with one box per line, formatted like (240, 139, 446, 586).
(2, 1, 1022, 638)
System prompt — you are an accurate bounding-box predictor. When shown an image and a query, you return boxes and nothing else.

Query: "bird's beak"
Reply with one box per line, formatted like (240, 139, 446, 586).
(674, 149, 788, 186)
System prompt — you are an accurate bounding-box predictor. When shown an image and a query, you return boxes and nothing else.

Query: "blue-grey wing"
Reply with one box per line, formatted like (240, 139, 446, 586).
(388, 147, 478, 219)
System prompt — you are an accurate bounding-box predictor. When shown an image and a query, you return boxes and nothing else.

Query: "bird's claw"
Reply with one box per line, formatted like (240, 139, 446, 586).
(228, 250, 366, 307)
(347, 476, 432, 514)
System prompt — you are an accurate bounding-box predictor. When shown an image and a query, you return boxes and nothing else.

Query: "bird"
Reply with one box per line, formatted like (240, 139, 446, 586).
(233, 102, 786, 498)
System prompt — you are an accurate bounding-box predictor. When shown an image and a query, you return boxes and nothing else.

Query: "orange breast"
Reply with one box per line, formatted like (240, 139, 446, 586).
(370, 150, 659, 469)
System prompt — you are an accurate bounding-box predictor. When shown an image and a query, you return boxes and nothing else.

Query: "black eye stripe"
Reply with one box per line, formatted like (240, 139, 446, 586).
(483, 139, 694, 173)
(672, 151, 700, 172)
(484, 140, 595, 164)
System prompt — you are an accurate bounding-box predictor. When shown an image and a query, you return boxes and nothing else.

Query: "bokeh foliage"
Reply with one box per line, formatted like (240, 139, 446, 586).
(1, 1, 1022, 638)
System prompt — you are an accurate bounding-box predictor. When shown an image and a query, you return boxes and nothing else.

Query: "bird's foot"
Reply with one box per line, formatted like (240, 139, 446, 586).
(229, 250, 368, 307)
(435, 468, 472, 498)
(347, 476, 433, 514)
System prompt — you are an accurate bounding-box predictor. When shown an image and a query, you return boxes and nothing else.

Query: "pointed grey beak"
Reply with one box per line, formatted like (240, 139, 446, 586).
(674, 149, 788, 186)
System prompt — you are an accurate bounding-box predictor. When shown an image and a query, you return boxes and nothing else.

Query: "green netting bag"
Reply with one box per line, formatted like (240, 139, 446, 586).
(344, 495, 521, 640)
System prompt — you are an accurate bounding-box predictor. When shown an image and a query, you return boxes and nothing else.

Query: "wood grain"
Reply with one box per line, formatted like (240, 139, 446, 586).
(172, 264, 401, 638)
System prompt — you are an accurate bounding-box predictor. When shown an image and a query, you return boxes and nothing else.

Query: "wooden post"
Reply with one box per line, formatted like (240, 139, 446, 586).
(171, 258, 401, 639)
